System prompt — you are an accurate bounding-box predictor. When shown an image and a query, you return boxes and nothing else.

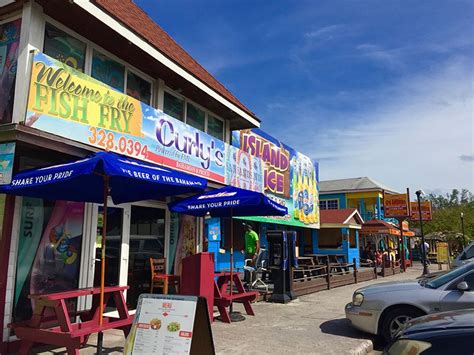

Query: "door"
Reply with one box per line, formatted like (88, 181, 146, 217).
(93, 205, 128, 288)
(439, 271, 474, 311)
(127, 205, 166, 308)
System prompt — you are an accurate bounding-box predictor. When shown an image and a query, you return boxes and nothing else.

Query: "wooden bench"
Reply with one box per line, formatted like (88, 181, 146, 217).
(9, 286, 133, 355)
(214, 272, 258, 323)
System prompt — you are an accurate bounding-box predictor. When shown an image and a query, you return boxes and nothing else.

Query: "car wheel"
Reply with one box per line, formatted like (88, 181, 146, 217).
(381, 306, 424, 342)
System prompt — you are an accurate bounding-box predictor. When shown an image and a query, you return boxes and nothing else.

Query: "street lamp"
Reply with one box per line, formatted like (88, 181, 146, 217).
(461, 212, 465, 248)
(416, 190, 429, 275)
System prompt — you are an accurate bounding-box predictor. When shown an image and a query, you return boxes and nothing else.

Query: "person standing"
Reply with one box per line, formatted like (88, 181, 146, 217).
(243, 223, 260, 266)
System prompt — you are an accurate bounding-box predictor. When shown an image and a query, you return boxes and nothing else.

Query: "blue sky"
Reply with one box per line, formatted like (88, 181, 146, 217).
(136, 0, 473, 194)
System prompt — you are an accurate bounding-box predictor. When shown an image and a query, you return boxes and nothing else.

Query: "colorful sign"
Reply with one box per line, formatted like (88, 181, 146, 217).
(25, 52, 239, 184)
(0, 142, 15, 184)
(233, 129, 319, 228)
(125, 294, 197, 354)
(14, 199, 84, 322)
(383, 192, 410, 218)
(436, 242, 449, 263)
(410, 201, 433, 221)
(225, 145, 264, 192)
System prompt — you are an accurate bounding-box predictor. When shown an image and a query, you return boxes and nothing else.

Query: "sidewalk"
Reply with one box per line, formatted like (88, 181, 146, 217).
(35, 265, 427, 355)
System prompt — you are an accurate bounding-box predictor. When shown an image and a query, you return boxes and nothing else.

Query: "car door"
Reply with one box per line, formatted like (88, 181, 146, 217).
(439, 271, 474, 311)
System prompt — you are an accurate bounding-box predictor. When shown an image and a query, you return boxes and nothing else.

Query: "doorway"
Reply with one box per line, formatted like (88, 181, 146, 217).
(92, 202, 167, 309)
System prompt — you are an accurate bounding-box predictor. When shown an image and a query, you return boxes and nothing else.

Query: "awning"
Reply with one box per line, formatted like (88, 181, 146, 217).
(360, 219, 401, 236)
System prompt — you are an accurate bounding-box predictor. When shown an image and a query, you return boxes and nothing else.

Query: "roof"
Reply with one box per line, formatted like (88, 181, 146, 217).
(360, 219, 400, 236)
(92, 0, 258, 121)
(319, 177, 400, 194)
(320, 208, 364, 226)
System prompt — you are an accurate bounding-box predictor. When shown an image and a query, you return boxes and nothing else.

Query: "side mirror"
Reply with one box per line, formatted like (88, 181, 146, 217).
(457, 281, 469, 292)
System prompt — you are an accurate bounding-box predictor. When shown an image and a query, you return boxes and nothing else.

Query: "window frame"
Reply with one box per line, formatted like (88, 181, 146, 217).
(319, 199, 339, 210)
(43, 17, 155, 106)
(164, 87, 227, 141)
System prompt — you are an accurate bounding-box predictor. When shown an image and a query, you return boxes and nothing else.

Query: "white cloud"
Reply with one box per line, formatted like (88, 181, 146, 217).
(263, 57, 474, 194)
(315, 57, 474, 193)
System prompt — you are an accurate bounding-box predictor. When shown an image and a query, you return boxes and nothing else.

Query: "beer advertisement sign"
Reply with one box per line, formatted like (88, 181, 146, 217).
(233, 129, 319, 229)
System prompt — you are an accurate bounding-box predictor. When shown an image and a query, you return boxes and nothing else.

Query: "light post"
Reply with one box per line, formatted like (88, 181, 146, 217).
(416, 190, 429, 275)
(461, 212, 465, 248)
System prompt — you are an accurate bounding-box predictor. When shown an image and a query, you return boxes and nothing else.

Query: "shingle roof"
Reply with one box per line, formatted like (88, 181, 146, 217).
(320, 208, 363, 225)
(319, 177, 399, 194)
(92, 0, 258, 121)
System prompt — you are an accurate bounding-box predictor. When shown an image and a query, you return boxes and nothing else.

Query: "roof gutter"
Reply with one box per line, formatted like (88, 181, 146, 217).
(71, 0, 260, 128)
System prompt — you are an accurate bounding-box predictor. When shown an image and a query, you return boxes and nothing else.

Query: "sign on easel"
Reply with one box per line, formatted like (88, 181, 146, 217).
(124, 294, 215, 355)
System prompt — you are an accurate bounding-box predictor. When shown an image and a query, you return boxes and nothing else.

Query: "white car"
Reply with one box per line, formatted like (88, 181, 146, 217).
(345, 262, 474, 341)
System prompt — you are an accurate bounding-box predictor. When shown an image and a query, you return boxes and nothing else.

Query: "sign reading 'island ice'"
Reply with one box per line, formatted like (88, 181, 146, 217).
(25, 52, 233, 184)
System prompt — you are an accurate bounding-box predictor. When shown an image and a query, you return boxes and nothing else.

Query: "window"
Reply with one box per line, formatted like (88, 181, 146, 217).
(319, 199, 339, 210)
(186, 102, 205, 131)
(0, 18, 21, 124)
(92, 50, 125, 91)
(43, 23, 86, 71)
(463, 272, 474, 290)
(163, 91, 184, 121)
(207, 114, 224, 140)
(127, 71, 151, 105)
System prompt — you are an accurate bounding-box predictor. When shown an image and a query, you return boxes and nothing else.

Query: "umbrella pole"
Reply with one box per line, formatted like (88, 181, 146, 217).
(97, 176, 109, 355)
(229, 208, 233, 314)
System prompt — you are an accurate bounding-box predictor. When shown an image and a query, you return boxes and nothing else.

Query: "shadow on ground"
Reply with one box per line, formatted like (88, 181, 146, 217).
(320, 318, 373, 340)
(320, 318, 388, 351)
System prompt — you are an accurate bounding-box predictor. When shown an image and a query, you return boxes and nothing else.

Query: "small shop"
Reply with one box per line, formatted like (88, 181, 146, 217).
(207, 128, 320, 272)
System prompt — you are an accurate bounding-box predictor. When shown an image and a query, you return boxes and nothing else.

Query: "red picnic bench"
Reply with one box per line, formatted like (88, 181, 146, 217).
(214, 272, 258, 323)
(9, 286, 133, 355)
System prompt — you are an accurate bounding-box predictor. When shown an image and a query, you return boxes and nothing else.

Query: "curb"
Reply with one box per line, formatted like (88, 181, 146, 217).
(350, 340, 374, 355)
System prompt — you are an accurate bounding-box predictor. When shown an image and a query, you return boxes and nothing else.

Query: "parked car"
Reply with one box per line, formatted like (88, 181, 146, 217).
(453, 241, 474, 268)
(345, 262, 474, 341)
(383, 309, 474, 355)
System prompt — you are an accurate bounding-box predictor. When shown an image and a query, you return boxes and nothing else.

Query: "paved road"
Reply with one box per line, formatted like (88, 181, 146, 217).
(35, 265, 427, 354)
(212, 265, 425, 355)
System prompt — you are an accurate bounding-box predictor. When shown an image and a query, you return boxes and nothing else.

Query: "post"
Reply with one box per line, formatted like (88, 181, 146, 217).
(382, 254, 386, 277)
(374, 261, 378, 279)
(353, 258, 358, 283)
(461, 212, 466, 248)
(229, 208, 234, 314)
(326, 258, 331, 290)
(399, 219, 406, 272)
(391, 255, 395, 275)
(97, 176, 109, 355)
(416, 190, 429, 275)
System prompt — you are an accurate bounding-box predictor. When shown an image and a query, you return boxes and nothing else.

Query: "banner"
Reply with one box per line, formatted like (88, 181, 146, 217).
(410, 201, 432, 221)
(232, 129, 319, 228)
(25, 52, 263, 188)
(14, 199, 84, 322)
(225, 145, 263, 192)
(383, 192, 410, 218)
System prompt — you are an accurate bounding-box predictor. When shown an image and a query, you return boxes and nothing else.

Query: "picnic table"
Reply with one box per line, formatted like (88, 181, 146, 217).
(214, 272, 258, 323)
(10, 286, 133, 355)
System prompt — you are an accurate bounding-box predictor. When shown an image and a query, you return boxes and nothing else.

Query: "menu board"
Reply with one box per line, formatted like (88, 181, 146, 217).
(125, 294, 198, 354)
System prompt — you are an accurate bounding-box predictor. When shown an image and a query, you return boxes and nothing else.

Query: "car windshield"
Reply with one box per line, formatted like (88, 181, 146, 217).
(425, 265, 471, 289)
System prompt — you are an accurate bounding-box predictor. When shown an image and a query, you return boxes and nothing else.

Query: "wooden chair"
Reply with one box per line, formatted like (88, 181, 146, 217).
(149, 257, 180, 295)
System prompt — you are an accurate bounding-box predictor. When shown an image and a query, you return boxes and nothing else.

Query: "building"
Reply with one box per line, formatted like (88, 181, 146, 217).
(0, 1, 263, 351)
(319, 176, 399, 221)
(317, 177, 415, 266)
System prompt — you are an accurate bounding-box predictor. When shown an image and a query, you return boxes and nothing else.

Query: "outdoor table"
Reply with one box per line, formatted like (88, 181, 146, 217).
(297, 256, 315, 266)
(214, 272, 258, 323)
(10, 286, 133, 355)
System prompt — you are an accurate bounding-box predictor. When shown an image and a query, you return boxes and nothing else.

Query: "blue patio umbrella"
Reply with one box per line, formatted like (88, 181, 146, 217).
(0, 151, 207, 351)
(169, 186, 287, 320)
